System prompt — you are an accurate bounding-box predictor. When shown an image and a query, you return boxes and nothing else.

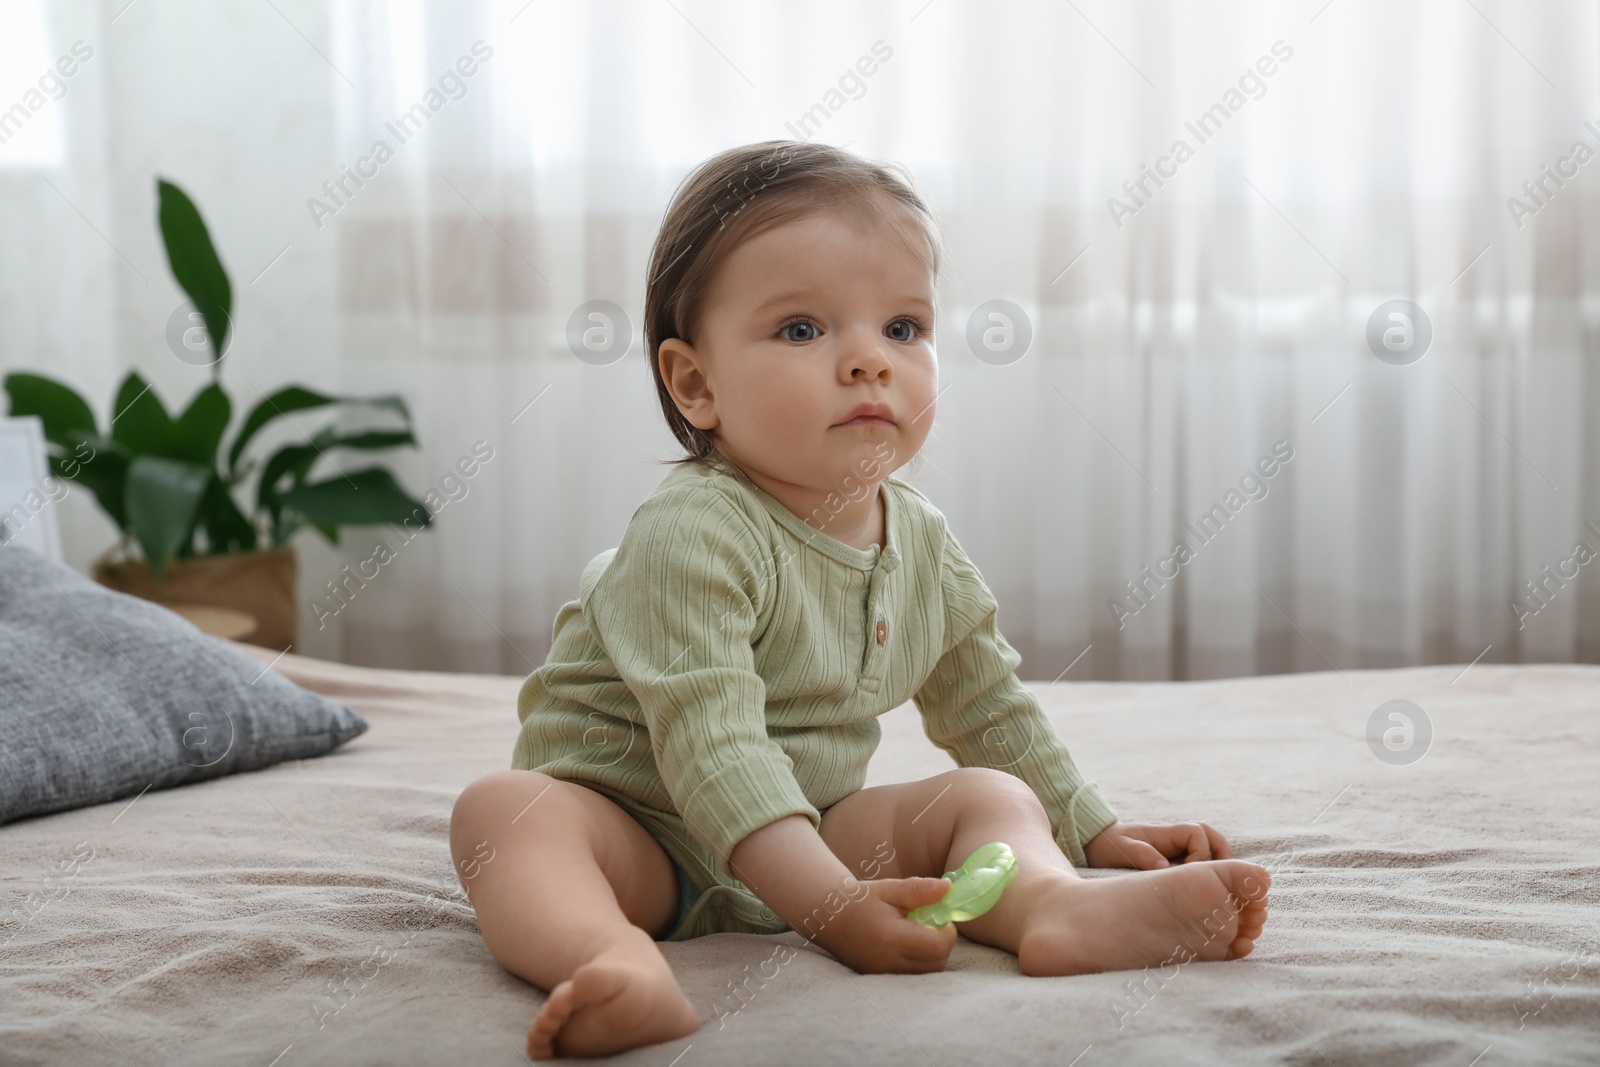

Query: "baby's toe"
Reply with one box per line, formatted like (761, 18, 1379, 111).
(527, 982, 577, 1059)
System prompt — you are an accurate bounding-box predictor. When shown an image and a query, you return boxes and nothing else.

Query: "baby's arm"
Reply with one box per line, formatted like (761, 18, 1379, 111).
(729, 815, 955, 974)
(913, 526, 1119, 866)
(915, 523, 1234, 869)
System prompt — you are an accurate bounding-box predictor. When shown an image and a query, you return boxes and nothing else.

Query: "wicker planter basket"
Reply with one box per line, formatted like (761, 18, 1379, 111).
(93, 544, 298, 652)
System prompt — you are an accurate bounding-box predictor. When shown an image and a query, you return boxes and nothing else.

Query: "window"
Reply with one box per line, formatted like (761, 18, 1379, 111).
(0, 0, 67, 168)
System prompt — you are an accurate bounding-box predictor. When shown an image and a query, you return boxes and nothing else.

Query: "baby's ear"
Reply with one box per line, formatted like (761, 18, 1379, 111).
(658, 339, 719, 429)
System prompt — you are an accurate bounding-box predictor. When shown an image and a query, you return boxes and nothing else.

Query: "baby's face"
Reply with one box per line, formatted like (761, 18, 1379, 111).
(666, 205, 937, 496)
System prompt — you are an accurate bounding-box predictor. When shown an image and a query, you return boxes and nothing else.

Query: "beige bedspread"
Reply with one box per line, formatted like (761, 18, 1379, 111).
(3, 647, 1597, 1066)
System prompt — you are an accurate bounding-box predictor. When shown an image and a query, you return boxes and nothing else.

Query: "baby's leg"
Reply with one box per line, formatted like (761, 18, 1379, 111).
(818, 768, 1270, 977)
(449, 770, 698, 1059)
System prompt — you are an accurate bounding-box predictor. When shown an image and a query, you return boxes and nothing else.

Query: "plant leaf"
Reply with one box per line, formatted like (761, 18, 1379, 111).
(256, 442, 319, 523)
(172, 383, 231, 465)
(56, 431, 131, 529)
(197, 475, 257, 555)
(110, 371, 179, 457)
(276, 467, 431, 529)
(256, 430, 418, 513)
(157, 178, 232, 364)
(226, 386, 337, 474)
(126, 455, 211, 577)
(4, 372, 98, 446)
(271, 511, 306, 546)
(227, 387, 413, 474)
(255, 427, 332, 543)
(321, 430, 416, 451)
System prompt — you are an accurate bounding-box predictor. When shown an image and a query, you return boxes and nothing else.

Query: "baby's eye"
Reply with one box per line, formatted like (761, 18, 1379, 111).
(886, 317, 928, 343)
(780, 319, 819, 343)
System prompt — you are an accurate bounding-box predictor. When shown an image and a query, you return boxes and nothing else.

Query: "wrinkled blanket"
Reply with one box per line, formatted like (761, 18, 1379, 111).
(3, 647, 1597, 1065)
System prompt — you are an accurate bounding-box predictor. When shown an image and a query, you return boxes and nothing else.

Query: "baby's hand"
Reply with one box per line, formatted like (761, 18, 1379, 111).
(1083, 820, 1232, 869)
(810, 876, 957, 975)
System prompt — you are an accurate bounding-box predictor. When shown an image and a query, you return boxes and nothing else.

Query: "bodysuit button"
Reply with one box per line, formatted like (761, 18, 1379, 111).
(876, 619, 887, 645)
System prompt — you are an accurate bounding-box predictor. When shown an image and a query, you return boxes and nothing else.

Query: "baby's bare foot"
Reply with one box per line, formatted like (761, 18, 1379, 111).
(526, 931, 699, 1059)
(1017, 859, 1270, 977)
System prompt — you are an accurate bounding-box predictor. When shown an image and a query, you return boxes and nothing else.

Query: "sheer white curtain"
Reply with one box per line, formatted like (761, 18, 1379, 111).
(4, 0, 1598, 679)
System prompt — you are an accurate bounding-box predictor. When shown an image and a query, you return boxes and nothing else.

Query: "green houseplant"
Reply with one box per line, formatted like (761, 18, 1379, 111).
(4, 178, 431, 649)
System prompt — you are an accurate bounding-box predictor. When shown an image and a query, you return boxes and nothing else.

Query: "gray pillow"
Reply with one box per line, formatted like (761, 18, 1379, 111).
(0, 546, 367, 824)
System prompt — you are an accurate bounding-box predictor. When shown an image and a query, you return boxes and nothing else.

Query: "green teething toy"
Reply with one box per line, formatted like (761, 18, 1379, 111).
(908, 841, 1018, 927)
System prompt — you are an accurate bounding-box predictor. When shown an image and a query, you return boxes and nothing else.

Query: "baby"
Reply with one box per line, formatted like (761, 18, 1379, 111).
(450, 140, 1271, 1060)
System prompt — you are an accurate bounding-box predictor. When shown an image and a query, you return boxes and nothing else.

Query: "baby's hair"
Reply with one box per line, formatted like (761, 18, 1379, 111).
(645, 140, 943, 468)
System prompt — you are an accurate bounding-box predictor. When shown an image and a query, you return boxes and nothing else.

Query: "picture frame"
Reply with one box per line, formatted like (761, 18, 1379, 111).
(0, 415, 65, 562)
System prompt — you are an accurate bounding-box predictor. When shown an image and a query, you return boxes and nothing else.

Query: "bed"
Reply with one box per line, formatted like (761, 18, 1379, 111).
(4, 645, 1597, 1066)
